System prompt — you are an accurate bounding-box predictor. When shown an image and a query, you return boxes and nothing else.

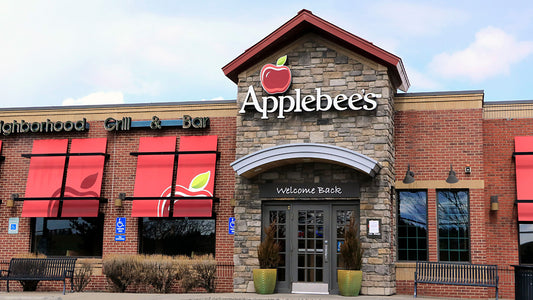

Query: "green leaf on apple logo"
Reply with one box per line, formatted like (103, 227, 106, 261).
(190, 171, 210, 190)
(276, 55, 287, 66)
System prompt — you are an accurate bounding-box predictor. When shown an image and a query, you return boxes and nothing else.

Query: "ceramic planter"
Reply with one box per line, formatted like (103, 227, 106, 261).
(253, 268, 277, 294)
(337, 269, 362, 296)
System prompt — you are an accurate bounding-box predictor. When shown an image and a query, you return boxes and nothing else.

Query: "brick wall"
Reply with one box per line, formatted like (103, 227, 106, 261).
(0, 115, 236, 292)
(395, 107, 497, 298)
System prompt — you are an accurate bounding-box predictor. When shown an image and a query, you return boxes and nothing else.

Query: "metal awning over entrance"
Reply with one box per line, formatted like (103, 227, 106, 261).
(230, 143, 381, 178)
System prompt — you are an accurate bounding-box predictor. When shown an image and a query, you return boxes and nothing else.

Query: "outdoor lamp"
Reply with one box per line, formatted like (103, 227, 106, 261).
(490, 196, 499, 211)
(7, 194, 17, 207)
(446, 164, 459, 184)
(403, 164, 415, 184)
(115, 193, 125, 207)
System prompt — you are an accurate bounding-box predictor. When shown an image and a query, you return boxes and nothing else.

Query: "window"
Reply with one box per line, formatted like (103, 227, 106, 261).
(139, 218, 215, 256)
(519, 223, 533, 265)
(32, 216, 104, 257)
(397, 190, 428, 261)
(437, 190, 470, 262)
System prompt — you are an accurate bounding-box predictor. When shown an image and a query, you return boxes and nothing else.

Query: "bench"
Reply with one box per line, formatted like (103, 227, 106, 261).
(0, 257, 77, 294)
(414, 261, 499, 299)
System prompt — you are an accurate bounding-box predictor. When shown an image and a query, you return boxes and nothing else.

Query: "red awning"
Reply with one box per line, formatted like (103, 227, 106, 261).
(515, 136, 533, 221)
(518, 203, 533, 221)
(515, 136, 533, 201)
(61, 138, 107, 217)
(131, 136, 176, 217)
(21, 139, 68, 217)
(174, 135, 218, 217)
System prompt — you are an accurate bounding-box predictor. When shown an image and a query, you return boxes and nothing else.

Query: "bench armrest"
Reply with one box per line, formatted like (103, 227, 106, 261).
(64, 269, 74, 278)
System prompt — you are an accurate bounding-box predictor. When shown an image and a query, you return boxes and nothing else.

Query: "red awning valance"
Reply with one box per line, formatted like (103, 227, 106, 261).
(515, 136, 533, 221)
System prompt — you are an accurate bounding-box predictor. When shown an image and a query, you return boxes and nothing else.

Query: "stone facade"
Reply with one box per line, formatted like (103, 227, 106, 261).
(233, 33, 397, 295)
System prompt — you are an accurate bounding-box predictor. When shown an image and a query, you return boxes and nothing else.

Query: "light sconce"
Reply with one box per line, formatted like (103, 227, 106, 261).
(446, 164, 459, 184)
(7, 194, 17, 207)
(465, 164, 472, 174)
(403, 164, 415, 184)
(490, 196, 499, 211)
(115, 193, 125, 207)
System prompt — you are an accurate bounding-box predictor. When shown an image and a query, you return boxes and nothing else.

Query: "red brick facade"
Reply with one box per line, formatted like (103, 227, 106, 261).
(0, 112, 236, 292)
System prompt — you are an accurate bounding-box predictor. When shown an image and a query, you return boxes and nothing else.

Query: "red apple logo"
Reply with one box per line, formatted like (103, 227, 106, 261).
(260, 55, 291, 94)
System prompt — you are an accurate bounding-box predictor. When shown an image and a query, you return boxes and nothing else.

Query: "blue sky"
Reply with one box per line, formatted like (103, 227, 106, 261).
(1, 0, 532, 107)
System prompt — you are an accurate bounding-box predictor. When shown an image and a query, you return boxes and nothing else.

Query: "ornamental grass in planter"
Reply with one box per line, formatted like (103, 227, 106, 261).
(254, 221, 280, 294)
(338, 215, 364, 296)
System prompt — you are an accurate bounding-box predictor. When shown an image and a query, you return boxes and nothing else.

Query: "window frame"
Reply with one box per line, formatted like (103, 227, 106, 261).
(30, 215, 105, 257)
(138, 217, 216, 256)
(518, 222, 533, 265)
(436, 189, 470, 263)
(397, 190, 429, 261)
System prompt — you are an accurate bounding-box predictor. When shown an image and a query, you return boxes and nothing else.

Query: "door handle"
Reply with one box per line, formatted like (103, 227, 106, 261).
(324, 240, 328, 263)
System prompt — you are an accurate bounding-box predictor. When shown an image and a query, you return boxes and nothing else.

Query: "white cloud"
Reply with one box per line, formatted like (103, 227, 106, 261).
(404, 67, 442, 91)
(370, 1, 467, 37)
(430, 27, 533, 81)
(62, 92, 124, 106)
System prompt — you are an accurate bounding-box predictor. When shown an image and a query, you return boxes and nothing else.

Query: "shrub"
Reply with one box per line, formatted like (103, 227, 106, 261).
(257, 222, 280, 269)
(102, 255, 143, 292)
(141, 255, 178, 293)
(339, 215, 363, 270)
(73, 261, 93, 292)
(177, 255, 216, 293)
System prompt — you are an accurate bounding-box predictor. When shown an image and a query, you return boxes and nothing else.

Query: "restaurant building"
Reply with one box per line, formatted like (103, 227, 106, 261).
(0, 9, 531, 298)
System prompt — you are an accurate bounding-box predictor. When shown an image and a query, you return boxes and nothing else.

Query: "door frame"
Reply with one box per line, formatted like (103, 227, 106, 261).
(262, 201, 360, 294)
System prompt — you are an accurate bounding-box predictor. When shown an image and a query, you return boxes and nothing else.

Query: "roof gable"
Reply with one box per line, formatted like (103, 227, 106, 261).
(222, 9, 409, 92)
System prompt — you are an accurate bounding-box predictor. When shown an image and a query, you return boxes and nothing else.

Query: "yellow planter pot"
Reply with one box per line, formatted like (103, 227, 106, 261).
(253, 268, 277, 294)
(337, 269, 362, 296)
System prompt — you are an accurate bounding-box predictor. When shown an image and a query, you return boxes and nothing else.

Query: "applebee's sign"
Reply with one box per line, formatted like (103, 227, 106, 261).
(240, 55, 381, 120)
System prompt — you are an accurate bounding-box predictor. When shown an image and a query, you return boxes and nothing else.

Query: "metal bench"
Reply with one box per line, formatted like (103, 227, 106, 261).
(0, 257, 77, 294)
(414, 261, 499, 299)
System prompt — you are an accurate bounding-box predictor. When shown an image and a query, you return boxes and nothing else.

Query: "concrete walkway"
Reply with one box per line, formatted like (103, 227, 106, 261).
(0, 292, 464, 300)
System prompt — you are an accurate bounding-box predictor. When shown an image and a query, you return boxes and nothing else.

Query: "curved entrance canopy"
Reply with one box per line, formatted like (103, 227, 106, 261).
(231, 143, 381, 178)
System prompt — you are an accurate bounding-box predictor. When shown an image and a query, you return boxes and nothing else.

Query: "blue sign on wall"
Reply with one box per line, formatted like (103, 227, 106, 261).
(228, 217, 235, 235)
(116, 217, 126, 234)
(115, 235, 126, 242)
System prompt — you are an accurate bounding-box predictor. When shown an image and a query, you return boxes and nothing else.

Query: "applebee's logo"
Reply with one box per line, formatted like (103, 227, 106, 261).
(260, 55, 291, 94)
(156, 171, 212, 217)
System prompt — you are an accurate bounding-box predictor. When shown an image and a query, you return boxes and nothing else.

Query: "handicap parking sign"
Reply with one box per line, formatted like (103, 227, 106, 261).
(115, 218, 126, 234)
(228, 217, 235, 235)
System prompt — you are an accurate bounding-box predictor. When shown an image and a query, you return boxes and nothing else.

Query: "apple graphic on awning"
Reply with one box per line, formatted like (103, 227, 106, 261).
(260, 55, 292, 94)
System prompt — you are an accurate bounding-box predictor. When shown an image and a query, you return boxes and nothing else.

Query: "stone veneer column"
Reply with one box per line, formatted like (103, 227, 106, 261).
(232, 34, 396, 295)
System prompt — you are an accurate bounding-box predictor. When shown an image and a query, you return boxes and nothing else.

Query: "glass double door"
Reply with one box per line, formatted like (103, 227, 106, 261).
(262, 202, 359, 294)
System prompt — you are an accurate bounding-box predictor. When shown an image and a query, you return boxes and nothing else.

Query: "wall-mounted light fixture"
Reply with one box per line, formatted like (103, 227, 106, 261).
(7, 194, 17, 207)
(465, 164, 471, 174)
(115, 193, 125, 207)
(490, 196, 499, 211)
(403, 164, 415, 184)
(446, 164, 459, 184)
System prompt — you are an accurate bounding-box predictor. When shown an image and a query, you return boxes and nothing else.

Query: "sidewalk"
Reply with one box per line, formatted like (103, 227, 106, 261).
(0, 292, 460, 300)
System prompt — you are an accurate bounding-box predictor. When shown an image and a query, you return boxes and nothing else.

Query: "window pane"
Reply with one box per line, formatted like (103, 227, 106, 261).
(398, 190, 427, 261)
(32, 217, 104, 256)
(438, 190, 470, 262)
(519, 227, 533, 264)
(139, 218, 215, 256)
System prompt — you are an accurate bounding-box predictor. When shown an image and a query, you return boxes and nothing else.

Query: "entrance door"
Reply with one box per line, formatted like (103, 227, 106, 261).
(262, 202, 358, 294)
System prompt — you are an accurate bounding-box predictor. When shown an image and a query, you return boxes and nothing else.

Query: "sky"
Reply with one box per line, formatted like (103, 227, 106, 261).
(1, 0, 533, 108)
